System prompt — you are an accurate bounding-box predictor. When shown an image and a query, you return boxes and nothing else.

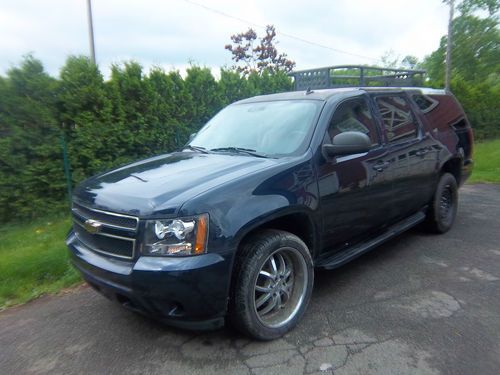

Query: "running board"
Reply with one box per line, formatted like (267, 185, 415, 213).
(316, 211, 426, 270)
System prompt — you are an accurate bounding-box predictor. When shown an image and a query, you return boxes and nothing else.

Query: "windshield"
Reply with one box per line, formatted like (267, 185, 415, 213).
(189, 100, 321, 156)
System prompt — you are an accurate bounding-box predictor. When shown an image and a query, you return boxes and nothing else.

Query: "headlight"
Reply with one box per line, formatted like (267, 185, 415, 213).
(143, 214, 209, 256)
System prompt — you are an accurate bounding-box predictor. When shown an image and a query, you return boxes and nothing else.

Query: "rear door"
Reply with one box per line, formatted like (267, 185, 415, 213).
(371, 93, 435, 220)
(318, 96, 394, 252)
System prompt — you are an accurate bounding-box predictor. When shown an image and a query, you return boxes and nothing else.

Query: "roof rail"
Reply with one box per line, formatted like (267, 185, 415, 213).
(288, 65, 426, 91)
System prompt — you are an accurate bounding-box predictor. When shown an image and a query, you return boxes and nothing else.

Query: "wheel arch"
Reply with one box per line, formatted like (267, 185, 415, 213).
(440, 156, 463, 185)
(233, 208, 320, 261)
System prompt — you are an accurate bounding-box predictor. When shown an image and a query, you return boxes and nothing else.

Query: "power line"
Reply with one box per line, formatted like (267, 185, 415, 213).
(181, 0, 379, 62)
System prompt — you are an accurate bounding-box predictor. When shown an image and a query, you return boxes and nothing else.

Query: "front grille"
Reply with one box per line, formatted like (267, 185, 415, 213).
(72, 202, 138, 230)
(72, 203, 138, 259)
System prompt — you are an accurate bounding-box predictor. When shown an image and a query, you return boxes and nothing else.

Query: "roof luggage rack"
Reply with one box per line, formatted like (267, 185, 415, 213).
(289, 65, 426, 91)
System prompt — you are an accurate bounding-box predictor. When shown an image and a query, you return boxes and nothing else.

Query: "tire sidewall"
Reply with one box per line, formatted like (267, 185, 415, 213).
(432, 173, 458, 233)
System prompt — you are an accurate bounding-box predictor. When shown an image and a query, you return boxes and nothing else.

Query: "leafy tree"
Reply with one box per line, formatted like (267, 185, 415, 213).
(0, 56, 64, 221)
(451, 77, 500, 139)
(379, 50, 401, 69)
(58, 56, 112, 126)
(147, 68, 186, 149)
(379, 50, 421, 70)
(401, 55, 420, 70)
(219, 69, 255, 106)
(247, 69, 293, 94)
(106, 62, 171, 161)
(184, 66, 222, 131)
(108, 62, 156, 126)
(423, 1, 499, 138)
(58, 56, 119, 180)
(225, 25, 295, 76)
(458, 0, 499, 15)
(424, 15, 499, 84)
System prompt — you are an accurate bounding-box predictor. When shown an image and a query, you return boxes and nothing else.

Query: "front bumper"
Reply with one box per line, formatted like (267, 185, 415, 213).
(66, 231, 233, 330)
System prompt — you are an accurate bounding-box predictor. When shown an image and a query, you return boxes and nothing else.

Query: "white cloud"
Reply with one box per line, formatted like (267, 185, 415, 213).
(0, 0, 450, 77)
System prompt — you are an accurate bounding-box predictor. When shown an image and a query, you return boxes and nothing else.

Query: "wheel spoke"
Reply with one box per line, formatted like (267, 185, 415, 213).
(270, 256, 278, 276)
(255, 284, 273, 293)
(275, 291, 283, 308)
(283, 278, 293, 289)
(281, 285, 291, 299)
(255, 292, 272, 309)
(259, 294, 279, 315)
(276, 253, 286, 275)
(259, 270, 274, 279)
(283, 268, 292, 279)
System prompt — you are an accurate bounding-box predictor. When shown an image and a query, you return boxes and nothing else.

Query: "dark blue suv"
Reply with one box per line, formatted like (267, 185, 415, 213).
(67, 85, 473, 340)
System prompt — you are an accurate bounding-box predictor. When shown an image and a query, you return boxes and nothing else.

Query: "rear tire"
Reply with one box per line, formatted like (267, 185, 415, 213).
(425, 172, 458, 234)
(229, 229, 314, 340)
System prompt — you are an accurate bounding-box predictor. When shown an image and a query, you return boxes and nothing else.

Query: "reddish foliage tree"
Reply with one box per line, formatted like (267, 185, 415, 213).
(225, 25, 295, 75)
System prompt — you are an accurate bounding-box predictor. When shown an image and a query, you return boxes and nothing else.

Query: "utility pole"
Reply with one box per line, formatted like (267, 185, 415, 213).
(445, 0, 454, 92)
(86, 0, 96, 64)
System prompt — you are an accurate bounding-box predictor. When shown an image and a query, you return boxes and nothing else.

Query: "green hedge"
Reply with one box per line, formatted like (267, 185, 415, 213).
(0, 56, 292, 223)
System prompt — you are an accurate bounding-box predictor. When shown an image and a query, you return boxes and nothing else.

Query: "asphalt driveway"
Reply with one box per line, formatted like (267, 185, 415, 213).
(1, 184, 499, 375)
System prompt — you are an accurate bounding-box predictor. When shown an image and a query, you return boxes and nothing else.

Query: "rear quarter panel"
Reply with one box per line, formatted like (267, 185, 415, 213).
(412, 92, 474, 184)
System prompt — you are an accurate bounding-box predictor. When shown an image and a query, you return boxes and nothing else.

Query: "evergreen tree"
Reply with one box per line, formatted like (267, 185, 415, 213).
(0, 56, 63, 221)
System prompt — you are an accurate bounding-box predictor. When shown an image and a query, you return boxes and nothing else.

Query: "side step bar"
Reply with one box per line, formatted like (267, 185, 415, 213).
(316, 211, 426, 270)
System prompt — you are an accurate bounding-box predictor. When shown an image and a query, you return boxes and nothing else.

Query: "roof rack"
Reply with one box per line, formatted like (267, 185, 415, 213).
(288, 65, 426, 91)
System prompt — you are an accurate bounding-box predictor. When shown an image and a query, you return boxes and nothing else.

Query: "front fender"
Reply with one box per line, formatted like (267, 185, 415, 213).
(178, 154, 320, 254)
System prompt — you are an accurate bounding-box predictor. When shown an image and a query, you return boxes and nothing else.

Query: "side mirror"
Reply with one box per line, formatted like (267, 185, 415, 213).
(323, 131, 371, 157)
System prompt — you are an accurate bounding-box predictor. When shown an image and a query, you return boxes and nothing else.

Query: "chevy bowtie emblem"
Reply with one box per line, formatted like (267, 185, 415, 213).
(84, 219, 102, 234)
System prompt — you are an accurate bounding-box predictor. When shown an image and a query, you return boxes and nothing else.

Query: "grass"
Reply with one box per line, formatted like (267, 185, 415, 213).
(0, 216, 81, 310)
(468, 138, 500, 184)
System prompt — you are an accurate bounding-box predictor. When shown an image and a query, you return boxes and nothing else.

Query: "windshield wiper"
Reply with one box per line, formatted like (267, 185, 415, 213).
(210, 147, 269, 158)
(183, 145, 210, 154)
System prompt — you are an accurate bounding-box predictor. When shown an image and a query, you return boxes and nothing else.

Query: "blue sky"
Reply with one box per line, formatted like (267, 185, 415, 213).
(0, 0, 450, 77)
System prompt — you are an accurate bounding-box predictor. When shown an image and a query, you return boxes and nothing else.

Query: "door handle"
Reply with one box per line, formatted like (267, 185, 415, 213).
(372, 161, 390, 172)
(415, 149, 429, 157)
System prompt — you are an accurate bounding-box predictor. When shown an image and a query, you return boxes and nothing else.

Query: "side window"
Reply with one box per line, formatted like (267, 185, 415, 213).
(327, 98, 379, 146)
(375, 95, 419, 143)
(412, 94, 438, 113)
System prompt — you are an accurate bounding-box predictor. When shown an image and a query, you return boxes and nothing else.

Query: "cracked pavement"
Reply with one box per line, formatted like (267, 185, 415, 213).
(1, 184, 500, 374)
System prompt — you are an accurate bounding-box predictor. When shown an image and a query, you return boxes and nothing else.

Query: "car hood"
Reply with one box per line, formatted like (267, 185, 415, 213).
(73, 151, 279, 217)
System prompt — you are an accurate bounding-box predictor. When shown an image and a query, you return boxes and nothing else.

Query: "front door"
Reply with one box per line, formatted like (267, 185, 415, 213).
(318, 96, 394, 253)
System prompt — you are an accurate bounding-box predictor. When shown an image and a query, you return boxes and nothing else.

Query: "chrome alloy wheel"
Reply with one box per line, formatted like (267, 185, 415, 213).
(252, 247, 308, 328)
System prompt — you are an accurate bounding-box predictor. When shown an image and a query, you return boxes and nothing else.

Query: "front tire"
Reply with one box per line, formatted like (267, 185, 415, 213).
(229, 229, 314, 340)
(425, 172, 458, 233)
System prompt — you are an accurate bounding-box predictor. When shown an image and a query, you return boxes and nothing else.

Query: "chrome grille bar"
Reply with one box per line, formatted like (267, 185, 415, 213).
(72, 202, 139, 231)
